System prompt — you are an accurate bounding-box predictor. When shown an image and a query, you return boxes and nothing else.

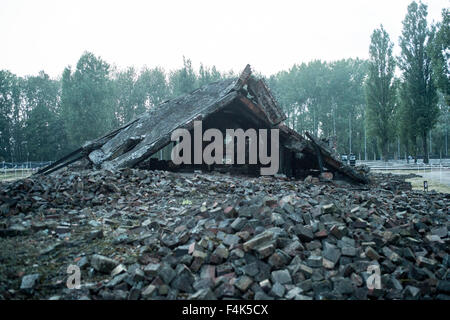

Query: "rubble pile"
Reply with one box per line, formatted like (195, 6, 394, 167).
(0, 169, 448, 300)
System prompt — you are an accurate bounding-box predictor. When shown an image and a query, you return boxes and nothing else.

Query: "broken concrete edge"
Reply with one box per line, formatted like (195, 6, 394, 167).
(36, 117, 142, 175)
(276, 126, 369, 184)
(305, 132, 369, 185)
(101, 91, 240, 170)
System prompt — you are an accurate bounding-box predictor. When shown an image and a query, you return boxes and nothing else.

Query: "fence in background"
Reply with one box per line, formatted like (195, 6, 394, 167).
(0, 161, 53, 181)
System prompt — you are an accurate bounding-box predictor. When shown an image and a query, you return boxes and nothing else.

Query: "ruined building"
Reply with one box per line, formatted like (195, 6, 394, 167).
(38, 65, 368, 184)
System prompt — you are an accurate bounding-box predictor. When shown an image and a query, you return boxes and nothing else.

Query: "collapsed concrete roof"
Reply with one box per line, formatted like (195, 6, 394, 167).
(38, 65, 368, 184)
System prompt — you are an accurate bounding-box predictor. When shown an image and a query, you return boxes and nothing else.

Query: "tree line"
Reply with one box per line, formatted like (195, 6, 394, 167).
(269, 2, 448, 163)
(0, 1, 448, 164)
(0, 57, 232, 162)
(364, 1, 448, 163)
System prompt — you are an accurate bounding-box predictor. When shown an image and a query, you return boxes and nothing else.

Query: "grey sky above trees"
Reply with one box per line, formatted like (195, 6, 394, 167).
(0, 0, 448, 164)
(0, 0, 447, 78)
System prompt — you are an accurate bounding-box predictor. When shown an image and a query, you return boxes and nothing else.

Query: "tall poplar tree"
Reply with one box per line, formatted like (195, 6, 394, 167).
(398, 1, 438, 164)
(61, 52, 114, 149)
(365, 25, 397, 161)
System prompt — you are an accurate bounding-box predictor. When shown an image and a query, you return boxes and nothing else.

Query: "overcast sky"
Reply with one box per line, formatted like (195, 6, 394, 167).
(0, 0, 448, 78)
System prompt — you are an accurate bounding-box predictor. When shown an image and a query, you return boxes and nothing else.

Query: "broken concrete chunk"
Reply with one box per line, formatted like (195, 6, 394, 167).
(256, 243, 276, 259)
(223, 234, 241, 247)
(141, 284, 156, 299)
(213, 244, 229, 260)
(91, 254, 119, 273)
(20, 274, 40, 291)
(189, 288, 216, 300)
(323, 245, 341, 264)
(322, 203, 337, 214)
(111, 264, 127, 277)
(270, 282, 286, 298)
(431, 226, 447, 238)
(234, 276, 253, 291)
(143, 263, 160, 277)
(243, 231, 274, 251)
(293, 225, 314, 242)
(230, 217, 247, 231)
(341, 246, 357, 257)
(271, 270, 292, 285)
(333, 278, 354, 295)
(365, 247, 380, 261)
(417, 256, 437, 269)
(307, 255, 323, 268)
(158, 264, 176, 284)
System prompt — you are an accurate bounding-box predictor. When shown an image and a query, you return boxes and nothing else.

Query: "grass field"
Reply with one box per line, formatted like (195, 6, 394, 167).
(0, 169, 33, 182)
(373, 169, 450, 194)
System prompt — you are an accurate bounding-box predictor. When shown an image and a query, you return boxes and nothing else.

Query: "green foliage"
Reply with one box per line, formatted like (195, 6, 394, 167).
(112, 67, 138, 126)
(0, 70, 68, 162)
(198, 64, 223, 87)
(429, 8, 450, 104)
(397, 81, 414, 157)
(134, 67, 170, 112)
(61, 52, 115, 150)
(431, 93, 449, 156)
(398, 1, 439, 164)
(269, 59, 368, 156)
(112, 66, 171, 127)
(169, 57, 198, 97)
(22, 71, 68, 160)
(0, 70, 20, 161)
(0, 55, 234, 162)
(365, 25, 397, 161)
